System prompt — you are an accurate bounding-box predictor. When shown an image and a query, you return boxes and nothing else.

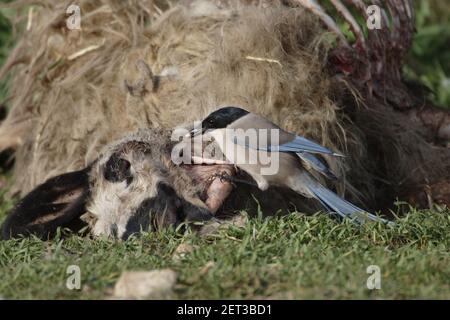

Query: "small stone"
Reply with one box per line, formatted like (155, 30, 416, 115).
(198, 220, 222, 236)
(199, 212, 248, 236)
(172, 243, 195, 261)
(229, 212, 248, 228)
(113, 269, 177, 300)
(82, 285, 92, 294)
(199, 261, 215, 275)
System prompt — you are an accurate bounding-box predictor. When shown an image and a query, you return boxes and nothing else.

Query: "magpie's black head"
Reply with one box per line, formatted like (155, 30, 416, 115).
(201, 106, 249, 132)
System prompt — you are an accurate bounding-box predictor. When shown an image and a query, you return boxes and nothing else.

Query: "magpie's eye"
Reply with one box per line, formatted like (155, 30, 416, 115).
(104, 153, 133, 184)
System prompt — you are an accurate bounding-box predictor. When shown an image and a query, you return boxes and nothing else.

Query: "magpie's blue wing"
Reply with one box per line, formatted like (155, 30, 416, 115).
(296, 152, 337, 180)
(234, 134, 344, 157)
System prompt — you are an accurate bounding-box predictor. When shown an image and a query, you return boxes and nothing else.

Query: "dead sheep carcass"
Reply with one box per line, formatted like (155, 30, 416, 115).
(0, 0, 449, 239)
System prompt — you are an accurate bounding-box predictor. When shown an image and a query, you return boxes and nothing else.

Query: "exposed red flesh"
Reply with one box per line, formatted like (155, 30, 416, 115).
(181, 163, 236, 214)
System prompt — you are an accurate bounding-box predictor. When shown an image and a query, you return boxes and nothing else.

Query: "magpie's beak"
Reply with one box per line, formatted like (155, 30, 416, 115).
(186, 127, 203, 138)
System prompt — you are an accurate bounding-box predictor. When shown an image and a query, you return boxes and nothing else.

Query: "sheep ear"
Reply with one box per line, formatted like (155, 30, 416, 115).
(1, 167, 91, 240)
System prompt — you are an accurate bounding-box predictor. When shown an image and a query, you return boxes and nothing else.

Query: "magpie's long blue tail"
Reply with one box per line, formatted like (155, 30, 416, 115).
(299, 174, 392, 225)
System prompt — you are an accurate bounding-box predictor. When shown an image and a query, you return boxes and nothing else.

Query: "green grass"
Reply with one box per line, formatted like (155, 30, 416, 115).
(0, 203, 449, 299)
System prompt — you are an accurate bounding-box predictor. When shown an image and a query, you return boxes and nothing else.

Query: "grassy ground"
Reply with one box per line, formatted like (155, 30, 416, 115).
(0, 1, 449, 300)
(0, 205, 449, 299)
